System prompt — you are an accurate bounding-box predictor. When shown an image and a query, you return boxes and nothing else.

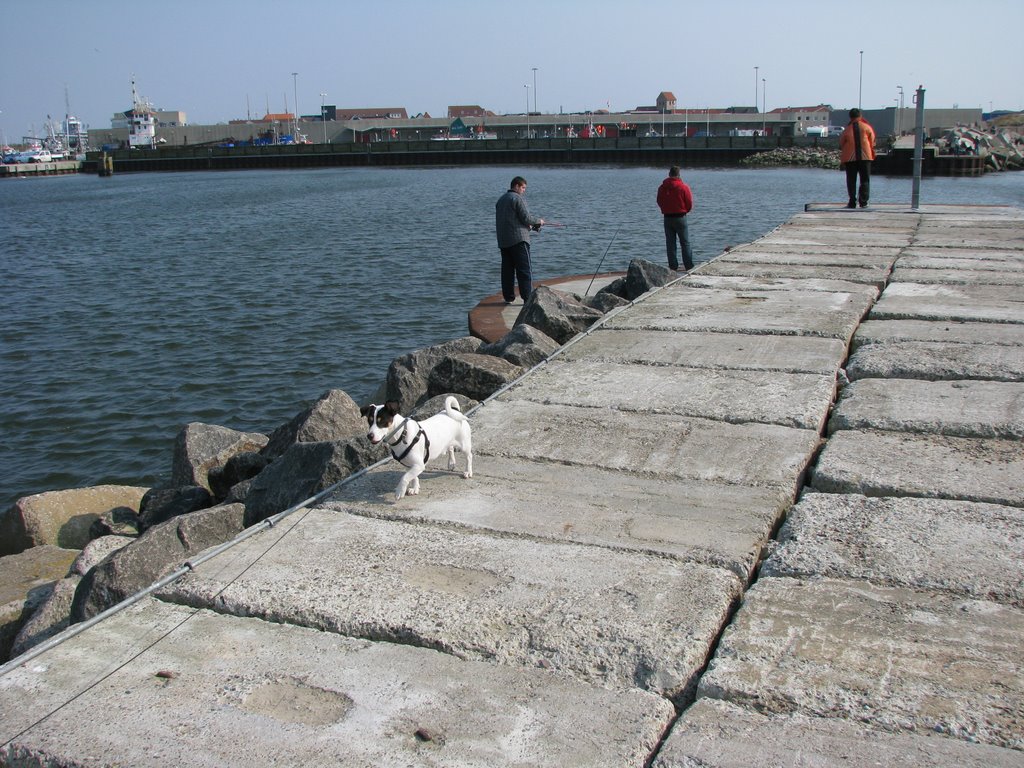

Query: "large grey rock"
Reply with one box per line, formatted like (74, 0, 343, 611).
(580, 289, 630, 314)
(514, 285, 603, 344)
(0, 545, 79, 661)
(478, 324, 560, 369)
(171, 423, 268, 490)
(261, 389, 366, 461)
(138, 485, 214, 531)
(427, 353, 524, 402)
(243, 440, 385, 526)
(208, 451, 270, 500)
(384, 336, 482, 414)
(0, 485, 148, 556)
(10, 536, 132, 658)
(70, 504, 246, 623)
(623, 257, 676, 300)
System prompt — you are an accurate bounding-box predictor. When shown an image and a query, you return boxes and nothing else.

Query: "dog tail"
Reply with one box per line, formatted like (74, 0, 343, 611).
(443, 395, 469, 422)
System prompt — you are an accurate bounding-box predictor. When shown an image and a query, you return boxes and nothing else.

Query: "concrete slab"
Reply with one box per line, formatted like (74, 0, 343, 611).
(655, 697, 1024, 768)
(681, 274, 882, 296)
(467, 401, 821, 494)
(603, 286, 875, 342)
(763, 492, 1024, 606)
(893, 267, 1024, 285)
(0, 600, 675, 767)
(560, 329, 847, 376)
(506, 359, 836, 430)
(697, 260, 891, 287)
(810, 429, 1024, 507)
(869, 282, 1024, 324)
(847, 340, 1024, 382)
(852, 318, 1024, 348)
(697, 576, 1024, 751)
(900, 249, 1024, 269)
(327, 454, 793, 578)
(758, 230, 912, 248)
(164, 510, 741, 701)
(829, 378, 1024, 438)
(721, 243, 901, 268)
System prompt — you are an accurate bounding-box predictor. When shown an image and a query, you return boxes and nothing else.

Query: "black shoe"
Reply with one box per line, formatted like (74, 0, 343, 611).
(859, 201, 868, 208)
(845, 201, 856, 209)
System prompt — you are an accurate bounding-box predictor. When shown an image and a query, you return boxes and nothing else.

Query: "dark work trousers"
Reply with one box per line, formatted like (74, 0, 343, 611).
(500, 241, 533, 302)
(845, 160, 871, 207)
(663, 214, 694, 271)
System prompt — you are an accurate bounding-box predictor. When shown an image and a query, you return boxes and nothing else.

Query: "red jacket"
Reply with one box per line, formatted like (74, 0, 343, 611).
(657, 176, 693, 215)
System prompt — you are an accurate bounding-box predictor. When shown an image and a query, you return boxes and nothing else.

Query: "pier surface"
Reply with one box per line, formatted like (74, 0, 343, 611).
(1, 204, 1021, 766)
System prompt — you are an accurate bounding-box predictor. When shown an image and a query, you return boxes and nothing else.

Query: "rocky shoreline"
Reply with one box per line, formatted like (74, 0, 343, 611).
(0, 259, 676, 663)
(740, 126, 1024, 171)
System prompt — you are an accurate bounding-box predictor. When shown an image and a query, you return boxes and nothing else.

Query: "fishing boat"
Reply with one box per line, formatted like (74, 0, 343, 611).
(127, 77, 157, 149)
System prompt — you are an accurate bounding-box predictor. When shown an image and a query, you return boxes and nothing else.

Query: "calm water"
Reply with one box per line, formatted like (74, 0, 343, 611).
(2, 166, 1021, 510)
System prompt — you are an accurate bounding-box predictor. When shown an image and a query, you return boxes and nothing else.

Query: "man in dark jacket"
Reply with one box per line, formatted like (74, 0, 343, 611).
(495, 176, 544, 303)
(656, 166, 694, 271)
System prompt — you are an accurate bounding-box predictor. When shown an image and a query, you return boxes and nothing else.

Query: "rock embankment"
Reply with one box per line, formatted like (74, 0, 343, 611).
(0, 259, 676, 663)
(740, 146, 841, 169)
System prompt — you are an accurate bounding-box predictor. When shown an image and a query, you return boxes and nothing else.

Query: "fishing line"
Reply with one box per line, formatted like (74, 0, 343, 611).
(585, 226, 621, 296)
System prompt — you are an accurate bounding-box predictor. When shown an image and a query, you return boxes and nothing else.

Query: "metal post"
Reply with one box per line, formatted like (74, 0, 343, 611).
(858, 51, 863, 109)
(291, 72, 298, 138)
(320, 93, 327, 143)
(911, 85, 925, 209)
(762, 79, 766, 134)
(525, 85, 530, 139)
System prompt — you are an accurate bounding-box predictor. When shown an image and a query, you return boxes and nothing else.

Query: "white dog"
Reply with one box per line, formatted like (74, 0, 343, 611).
(361, 395, 473, 500)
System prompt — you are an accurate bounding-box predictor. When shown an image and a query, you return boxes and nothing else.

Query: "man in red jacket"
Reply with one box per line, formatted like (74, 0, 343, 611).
(656, 166, 694, 271)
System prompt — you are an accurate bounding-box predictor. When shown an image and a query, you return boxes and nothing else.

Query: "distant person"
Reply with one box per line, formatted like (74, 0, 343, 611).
(840, 108, 877, 208)
(656, 166, 694, 271)
(495, 176, 544, 303)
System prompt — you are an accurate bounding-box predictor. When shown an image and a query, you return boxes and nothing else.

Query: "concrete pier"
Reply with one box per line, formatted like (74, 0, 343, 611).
(1, 204, 1021, 766)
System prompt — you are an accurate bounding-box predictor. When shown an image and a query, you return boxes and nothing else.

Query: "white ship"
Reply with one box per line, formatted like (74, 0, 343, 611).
(127, 77, 156, 149)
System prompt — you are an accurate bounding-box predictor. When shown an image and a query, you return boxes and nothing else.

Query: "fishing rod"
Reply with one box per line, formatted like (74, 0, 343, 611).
(585, 226, 621, 296)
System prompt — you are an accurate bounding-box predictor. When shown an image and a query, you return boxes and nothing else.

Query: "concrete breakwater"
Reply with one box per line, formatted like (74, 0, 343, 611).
(1, 204, 1022, 766)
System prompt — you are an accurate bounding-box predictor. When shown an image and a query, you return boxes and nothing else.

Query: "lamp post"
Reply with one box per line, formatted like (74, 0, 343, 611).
(762, 78, 766, 134)
(532, 67, 538, 113)
(320, 92, 327, 143)
(897, 85, 904, 136)
(754, 65, 759, 111)
(858, 51, 863, 110)
(291, 72, 298, 137)
(525, 84, 530, 139)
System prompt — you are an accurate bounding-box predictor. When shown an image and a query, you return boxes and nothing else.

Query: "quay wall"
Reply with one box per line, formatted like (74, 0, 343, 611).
(79, 136, 983, 176)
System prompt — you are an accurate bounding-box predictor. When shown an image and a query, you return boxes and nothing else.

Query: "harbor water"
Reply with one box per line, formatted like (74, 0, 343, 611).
(1, 166, 1021, 511)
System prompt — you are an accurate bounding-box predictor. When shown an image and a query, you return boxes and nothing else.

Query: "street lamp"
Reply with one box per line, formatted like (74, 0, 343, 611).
(897, 85, 904, 135)
(762, 78, 767, 134)
(320, 92, 327, 143)
(525, 84, 531, 139)
(532, 67, 538, 113)
(754, 66, 759, 111)
(858, 51, 863, 109)
(291, 72, 298, 137)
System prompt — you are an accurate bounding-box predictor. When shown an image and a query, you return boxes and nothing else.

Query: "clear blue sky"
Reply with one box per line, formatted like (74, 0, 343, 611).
(2, 0, 1021, 142)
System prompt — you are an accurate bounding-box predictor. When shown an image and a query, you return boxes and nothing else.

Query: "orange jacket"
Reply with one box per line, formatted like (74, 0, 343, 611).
(840, 117, 876, 163)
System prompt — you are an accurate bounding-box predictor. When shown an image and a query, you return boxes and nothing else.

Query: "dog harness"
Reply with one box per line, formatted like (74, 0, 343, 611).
(389, 421, 431, 465)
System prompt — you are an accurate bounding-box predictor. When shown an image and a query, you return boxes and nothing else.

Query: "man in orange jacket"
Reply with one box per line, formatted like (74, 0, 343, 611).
(840, 108, 876, 208)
